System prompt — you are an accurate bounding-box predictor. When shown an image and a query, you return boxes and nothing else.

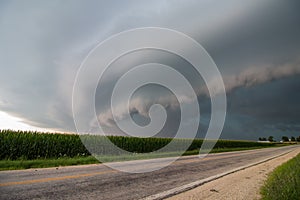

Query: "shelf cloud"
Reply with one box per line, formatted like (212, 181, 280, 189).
(0, 0, 299, 140)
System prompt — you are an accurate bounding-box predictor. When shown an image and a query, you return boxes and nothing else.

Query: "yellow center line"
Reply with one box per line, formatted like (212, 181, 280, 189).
(0, 170, 117, 187)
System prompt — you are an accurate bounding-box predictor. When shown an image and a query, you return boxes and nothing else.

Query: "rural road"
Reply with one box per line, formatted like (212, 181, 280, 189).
(0, 145, 298, 200)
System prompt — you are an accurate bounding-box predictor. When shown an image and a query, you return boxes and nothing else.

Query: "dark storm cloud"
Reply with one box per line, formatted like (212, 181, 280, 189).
(222, 75, 300, 140)
(0, 0, 299, 140)
(229, 76, 300, 122)
(198, 0, 300, 79)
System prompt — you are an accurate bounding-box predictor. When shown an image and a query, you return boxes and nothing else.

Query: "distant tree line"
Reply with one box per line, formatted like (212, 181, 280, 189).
(258, 136, 300, 142)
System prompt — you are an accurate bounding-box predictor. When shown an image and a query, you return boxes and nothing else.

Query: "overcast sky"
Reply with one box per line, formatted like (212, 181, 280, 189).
(0, 0, 299, 140)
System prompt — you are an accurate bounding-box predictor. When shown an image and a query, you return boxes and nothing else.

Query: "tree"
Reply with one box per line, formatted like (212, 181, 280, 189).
(259, 137, 267, 141)
(297, 136, 300, 142)
(268, 136, 274, 142)
(282, 136, 289, 142)
(291, 136, 296, 142)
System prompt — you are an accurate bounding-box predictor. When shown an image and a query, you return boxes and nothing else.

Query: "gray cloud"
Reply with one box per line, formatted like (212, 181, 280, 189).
(0, 1, 299, 140)
(96, 59, 300, 139)
(203, 59, 300, 96)
(225, 61, 300, 92)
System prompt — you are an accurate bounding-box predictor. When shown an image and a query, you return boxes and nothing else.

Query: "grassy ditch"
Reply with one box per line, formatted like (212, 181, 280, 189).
(260, 153, 300, 200)
(0, 156, 99, 170)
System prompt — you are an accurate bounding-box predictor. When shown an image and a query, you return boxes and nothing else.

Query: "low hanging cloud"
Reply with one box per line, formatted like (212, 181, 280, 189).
(201, 59, 300, 96)
(224, 60, 300, 92)
(98, 95, 181, 127)
(97, 59, 300, 128)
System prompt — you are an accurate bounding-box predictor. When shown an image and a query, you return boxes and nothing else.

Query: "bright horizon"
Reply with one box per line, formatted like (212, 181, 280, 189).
(0, 111, 55, 133)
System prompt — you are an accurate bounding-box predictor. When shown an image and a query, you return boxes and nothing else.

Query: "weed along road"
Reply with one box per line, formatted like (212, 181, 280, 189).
(0, 145, 299, 200)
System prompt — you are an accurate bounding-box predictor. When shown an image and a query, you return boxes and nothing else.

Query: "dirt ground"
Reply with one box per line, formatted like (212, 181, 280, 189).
(167, 147, 300, 200)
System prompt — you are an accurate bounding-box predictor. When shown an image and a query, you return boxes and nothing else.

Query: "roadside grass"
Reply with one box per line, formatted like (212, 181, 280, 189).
(260, 153, 300, 200)
(0, 156, 99, 171)
(0, 145, 288, 171)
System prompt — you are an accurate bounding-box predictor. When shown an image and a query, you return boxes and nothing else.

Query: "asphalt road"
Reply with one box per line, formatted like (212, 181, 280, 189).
(0, 145, 298, 200)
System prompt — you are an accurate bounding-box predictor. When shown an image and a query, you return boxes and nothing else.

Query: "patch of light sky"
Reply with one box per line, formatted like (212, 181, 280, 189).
(0, 111, 54, 132)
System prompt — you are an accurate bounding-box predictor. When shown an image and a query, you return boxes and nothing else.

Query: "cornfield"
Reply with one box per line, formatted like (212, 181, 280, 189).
(0, 129, 275, 160)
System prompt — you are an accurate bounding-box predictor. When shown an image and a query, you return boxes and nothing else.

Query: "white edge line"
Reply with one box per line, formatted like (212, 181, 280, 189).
(142, 148, 296, 200)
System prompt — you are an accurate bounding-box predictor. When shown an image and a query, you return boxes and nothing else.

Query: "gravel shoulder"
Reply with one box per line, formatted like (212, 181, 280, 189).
(167, 146, 300, 200)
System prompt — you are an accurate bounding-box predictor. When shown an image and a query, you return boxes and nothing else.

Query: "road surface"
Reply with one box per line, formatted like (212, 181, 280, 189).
(167, 147, 300, 200)
(0, 145, 298, 200)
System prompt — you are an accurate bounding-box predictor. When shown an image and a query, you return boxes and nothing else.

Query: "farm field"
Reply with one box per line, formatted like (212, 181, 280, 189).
(0, 129, 287, 170)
